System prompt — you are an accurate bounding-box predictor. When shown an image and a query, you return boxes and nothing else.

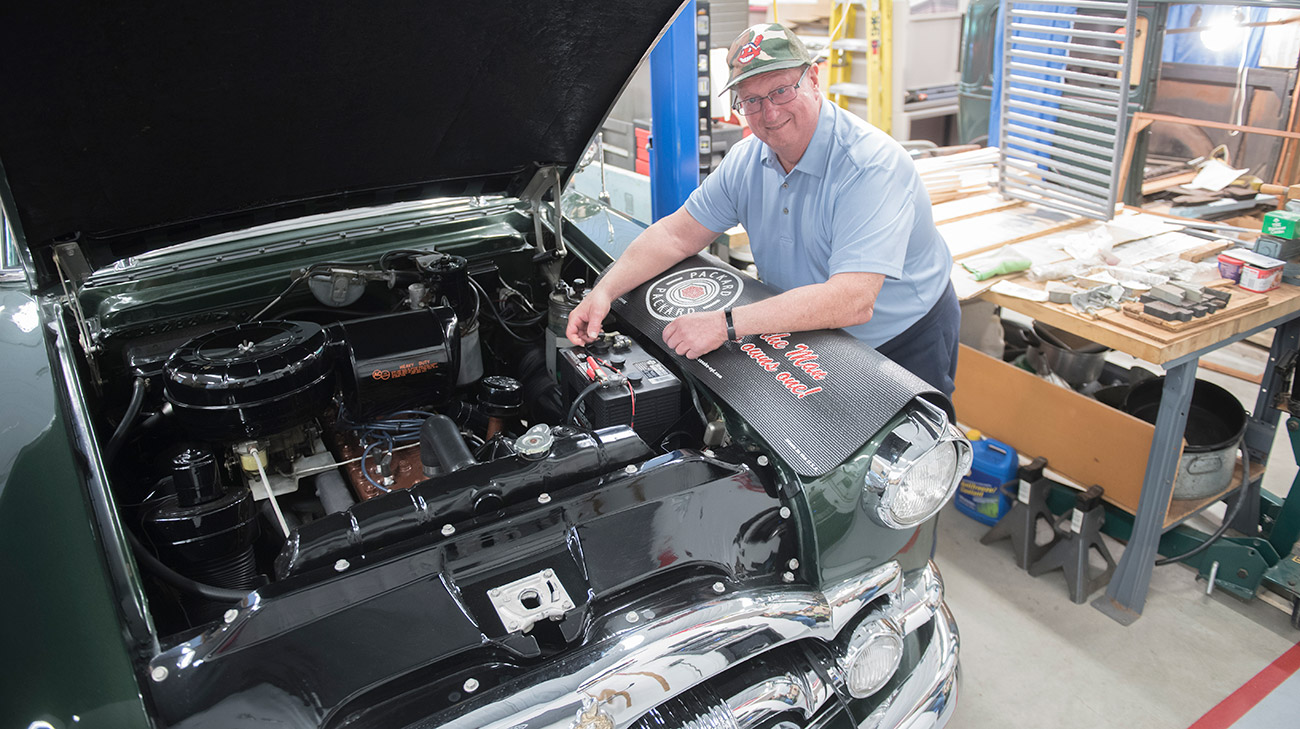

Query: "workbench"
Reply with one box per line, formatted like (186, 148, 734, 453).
(979, 281, 1300, 624)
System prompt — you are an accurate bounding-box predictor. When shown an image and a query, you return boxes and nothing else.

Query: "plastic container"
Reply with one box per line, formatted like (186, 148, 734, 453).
(955, 429, 1019, 525)
(1239, 263, 1282, 293)
(1220, 248, 1285, 292)
(1216, 253, 1243, 282)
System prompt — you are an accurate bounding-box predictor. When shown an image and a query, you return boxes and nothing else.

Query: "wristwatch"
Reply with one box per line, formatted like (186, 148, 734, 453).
(723, 306, 741, 342)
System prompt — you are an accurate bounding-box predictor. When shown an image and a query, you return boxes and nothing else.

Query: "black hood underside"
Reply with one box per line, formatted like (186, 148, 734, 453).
(0, 1, 684, 268)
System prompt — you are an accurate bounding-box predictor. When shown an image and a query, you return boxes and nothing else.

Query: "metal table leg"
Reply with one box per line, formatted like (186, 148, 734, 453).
(1093, 360, 1198, 625)
(1230, 318, 1300, 534)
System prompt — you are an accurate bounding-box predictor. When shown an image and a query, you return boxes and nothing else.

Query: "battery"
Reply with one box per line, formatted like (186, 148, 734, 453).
(557, 334, 682, 446)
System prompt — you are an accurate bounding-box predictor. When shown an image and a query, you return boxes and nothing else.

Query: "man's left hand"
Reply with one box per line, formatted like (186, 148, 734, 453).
(663, 310, 728, 360)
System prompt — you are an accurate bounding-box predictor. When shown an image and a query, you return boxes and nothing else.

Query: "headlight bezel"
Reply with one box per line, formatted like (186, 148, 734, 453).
(840, 614, 906, 698)
(863, 399, 972, 529)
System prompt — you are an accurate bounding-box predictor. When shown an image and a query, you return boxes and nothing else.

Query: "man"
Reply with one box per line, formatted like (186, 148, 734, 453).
(566, 23, 960, 395)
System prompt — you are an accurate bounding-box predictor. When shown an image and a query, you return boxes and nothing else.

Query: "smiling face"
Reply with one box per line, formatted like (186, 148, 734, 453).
(735, 65, 821, 171)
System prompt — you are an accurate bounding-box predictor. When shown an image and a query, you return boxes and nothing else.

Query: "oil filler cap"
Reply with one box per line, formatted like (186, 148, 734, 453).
(514, 424, 555, 459)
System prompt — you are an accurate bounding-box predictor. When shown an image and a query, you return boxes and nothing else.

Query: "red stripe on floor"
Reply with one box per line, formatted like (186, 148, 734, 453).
(1187, 639, 1300, 729)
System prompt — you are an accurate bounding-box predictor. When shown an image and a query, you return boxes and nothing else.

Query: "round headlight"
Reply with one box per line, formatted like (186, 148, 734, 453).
(865, 402, 973, 529)
(841, 618, 904, 698)
(887, 440, 960, 526)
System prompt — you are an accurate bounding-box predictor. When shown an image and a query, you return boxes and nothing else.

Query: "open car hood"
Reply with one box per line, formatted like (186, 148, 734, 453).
(0, 1, 684, 270)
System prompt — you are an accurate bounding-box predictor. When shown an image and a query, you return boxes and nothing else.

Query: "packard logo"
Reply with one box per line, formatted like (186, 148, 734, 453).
(646, 267, 744, 321)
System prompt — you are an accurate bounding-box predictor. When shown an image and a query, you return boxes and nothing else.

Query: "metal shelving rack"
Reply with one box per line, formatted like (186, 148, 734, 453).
(996, 0, 1138, 221)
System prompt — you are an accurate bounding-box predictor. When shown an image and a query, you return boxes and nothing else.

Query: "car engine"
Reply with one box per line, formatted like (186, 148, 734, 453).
(100, 244, 709, 635)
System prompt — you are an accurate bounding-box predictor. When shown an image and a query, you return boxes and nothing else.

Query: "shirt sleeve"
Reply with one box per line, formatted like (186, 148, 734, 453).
(682, 138, 749, 234)
(826, 163, 916, 281)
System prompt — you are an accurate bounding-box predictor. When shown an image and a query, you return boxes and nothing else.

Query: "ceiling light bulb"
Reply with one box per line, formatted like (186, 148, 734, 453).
(1200, 10, 1244, 52)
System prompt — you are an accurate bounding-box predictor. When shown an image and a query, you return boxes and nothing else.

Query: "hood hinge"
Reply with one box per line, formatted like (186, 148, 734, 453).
(52, 239, 103, 364)
(520, 166, 567, 285)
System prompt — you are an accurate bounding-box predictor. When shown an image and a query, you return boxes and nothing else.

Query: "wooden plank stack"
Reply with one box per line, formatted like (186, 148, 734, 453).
(913, 147, 1000, 204)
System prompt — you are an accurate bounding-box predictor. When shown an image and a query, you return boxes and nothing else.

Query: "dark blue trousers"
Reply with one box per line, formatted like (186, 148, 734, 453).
(876, 282, 961, 397)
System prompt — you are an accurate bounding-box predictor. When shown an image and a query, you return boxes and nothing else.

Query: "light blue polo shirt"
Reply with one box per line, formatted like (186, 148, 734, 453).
(684, 100, 952, 347)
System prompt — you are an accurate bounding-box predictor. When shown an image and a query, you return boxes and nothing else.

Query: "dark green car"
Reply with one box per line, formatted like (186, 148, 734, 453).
(0, 4, 968, 728)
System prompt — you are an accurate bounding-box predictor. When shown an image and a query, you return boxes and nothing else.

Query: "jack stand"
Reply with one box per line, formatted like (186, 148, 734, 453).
(1029, 485, 1116, 604)
(981, 457, 1055, 569)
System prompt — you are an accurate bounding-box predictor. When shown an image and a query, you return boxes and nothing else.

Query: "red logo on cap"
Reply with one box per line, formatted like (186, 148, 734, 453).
(737, 34, 764, 65)
(680, 285, 706, 300)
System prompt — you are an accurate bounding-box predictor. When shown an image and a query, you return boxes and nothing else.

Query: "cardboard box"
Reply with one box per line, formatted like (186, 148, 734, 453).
(1262, 209, 1300, 240)
(768, 1, 832, 25)
(952, 345, 1157, 515)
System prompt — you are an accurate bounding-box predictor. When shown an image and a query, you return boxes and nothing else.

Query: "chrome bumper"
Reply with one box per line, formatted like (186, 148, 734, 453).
(438, 560, 957, 729)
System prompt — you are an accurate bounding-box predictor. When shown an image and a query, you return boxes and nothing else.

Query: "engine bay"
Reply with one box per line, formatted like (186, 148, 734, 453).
(85, 217, 717, 638)
(67, 199, 945, 665)
(35, 201, 960, 728)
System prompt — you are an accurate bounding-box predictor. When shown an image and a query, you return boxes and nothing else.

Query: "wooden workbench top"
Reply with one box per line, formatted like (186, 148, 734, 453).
(982, 280, 1300, 364)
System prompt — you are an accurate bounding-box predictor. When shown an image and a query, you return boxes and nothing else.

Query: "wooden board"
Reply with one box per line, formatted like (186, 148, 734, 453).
(1163, 458, 1266, 529)
(939, 206, 1089, 260)
(952, 345, 1157, 515)
(983, 282, 1300, 364)
(930, 188, 1000, 206)
(1179, 240, 1233, 262)
(952, 346, 1272, 523)
(930, 191, 1021, 225)
(1142, 170, 1197, 196)
(1117, 288, 1268, 333)
(1199, 359, 1264, 385)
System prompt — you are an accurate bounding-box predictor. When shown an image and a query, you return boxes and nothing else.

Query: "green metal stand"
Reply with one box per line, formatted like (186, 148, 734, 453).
(1259, 417, 1300, 627)
(1056, 417, 1300, 626)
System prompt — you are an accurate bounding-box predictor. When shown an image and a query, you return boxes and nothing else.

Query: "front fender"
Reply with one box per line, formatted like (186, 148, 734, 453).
(0, 289, 152, 727)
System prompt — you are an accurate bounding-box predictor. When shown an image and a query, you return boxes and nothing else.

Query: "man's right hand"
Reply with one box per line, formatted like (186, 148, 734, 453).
(566, 290, 611, 345)
(562, 209, 719, 346)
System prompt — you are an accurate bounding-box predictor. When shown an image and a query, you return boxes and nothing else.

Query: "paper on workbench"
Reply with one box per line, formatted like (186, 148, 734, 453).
(1112, 230, 1216, 267)
(944, 207, 1216, 301)
(989, 280, 1050, 301)
(1185, 158, 1250, 192)
(1105, 212, 1178, 243)
(938, 205, 1077, 259)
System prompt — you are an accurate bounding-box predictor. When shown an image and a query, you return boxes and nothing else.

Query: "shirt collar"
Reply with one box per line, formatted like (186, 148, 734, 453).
(759, 99, 834, 178)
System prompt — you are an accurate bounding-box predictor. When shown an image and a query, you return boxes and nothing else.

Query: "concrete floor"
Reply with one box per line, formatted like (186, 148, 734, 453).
(938, 339, 1300, 728)
(939, 503, 1297, 729)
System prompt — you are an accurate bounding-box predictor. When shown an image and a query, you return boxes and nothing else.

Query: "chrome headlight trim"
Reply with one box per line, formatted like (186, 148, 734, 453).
(865, 399, 973, 529)
(841, 616, 905, 698)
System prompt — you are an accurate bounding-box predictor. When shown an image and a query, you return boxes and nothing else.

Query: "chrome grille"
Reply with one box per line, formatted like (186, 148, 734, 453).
(632, 684, 740, 729)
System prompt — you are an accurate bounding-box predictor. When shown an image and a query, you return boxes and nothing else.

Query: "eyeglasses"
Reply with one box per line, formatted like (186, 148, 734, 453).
(731, 67, 809, 116)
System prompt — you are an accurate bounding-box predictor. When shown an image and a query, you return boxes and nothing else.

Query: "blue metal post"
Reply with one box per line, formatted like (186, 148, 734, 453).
(1093, 361, 1197, 624)
(650, 0, 700, 222)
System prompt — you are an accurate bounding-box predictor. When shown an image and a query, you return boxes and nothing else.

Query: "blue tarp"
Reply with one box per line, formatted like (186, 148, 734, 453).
(988, 3, 1072, 149)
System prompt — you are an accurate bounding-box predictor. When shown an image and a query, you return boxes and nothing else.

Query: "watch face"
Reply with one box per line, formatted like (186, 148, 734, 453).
(645, 267, 745, 321)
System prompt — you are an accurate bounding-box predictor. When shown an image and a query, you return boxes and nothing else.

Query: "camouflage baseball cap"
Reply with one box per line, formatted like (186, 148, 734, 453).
(720, 23, 813, 96)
